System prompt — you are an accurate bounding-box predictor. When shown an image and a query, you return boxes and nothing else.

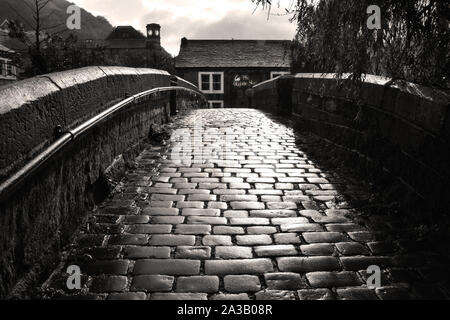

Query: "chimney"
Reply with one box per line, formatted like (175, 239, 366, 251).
(181, 37, 188, 48)
(146, 23, 161, 48)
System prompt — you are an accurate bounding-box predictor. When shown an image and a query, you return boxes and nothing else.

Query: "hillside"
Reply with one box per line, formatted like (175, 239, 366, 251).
(0, 0, 113, 40)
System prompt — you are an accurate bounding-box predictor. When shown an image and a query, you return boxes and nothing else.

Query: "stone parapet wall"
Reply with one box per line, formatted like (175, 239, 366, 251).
(0, 67, 204, 298)
(251, 73, 449, 214)
(0, 67, 170, 181)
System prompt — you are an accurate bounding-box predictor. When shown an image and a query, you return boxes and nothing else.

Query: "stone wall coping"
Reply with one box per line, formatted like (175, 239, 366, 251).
(292, 73, 449, 104)
(0, 76, 60, 115)
(251, 73, 449, 106)
(252, 77, 278, 89)
(175, 76, 199, 92)
(0, 66, 171, 116)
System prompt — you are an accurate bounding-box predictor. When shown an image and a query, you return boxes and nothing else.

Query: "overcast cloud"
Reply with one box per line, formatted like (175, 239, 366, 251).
(71, 0, 297, 56)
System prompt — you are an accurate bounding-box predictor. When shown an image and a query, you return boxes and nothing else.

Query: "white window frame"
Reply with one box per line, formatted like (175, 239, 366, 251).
(0, 57, 17, 79)
(270, 71, 290, 79)
(198, 72, 224, 94)
(6, 61, 12, 75)
(208, 100, 224, 109)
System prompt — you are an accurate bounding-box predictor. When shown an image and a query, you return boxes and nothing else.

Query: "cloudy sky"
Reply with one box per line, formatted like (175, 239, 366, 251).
(71, 0, 297, 56)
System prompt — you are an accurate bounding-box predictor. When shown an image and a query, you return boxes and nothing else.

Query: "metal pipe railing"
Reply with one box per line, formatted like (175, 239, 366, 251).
(0, 86, 205, 203)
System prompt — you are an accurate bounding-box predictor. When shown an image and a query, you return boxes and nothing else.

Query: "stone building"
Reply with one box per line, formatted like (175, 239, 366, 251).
(0, 44, 17, 86)
(0, 19, 27, 83)
(175, 38, 292, 108)
(102, 23, 173, 70)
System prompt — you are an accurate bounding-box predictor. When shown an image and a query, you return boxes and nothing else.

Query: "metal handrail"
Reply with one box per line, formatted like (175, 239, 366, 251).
(0, 86, 204, 203)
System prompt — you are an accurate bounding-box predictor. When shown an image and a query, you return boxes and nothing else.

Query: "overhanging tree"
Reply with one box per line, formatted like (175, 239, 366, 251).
(252, 0, 449, 89)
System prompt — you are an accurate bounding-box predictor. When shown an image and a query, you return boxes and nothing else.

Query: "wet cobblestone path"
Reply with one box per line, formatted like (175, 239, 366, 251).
(42, 109, 449, 300)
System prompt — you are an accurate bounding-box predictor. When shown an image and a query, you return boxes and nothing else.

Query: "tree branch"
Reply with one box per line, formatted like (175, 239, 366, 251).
(38, 0, 52, 11)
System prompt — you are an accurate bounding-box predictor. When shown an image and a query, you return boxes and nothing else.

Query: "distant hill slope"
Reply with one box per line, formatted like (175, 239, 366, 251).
(0, 0, 113, 40)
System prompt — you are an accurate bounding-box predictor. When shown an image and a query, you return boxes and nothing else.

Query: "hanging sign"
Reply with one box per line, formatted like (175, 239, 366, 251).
(233, 74, 256, 87)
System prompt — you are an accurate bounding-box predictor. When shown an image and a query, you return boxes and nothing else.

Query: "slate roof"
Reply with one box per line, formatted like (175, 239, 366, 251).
(0, 44, 11, 52)
(0, 19, 10, 30)
(105, 26, 146, 49)
(0, 43, 14, 54)
(176, 39, 292, 68)
(106, 26, 146, 40)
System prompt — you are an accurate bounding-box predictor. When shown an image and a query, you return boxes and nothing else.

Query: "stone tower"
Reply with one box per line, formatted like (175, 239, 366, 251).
(146, 23, 161, 48)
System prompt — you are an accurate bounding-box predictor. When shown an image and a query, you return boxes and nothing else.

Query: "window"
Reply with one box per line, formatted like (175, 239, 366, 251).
(270, 71, 290, 79)
(0, 58, 8, 77)
(0, 58, 16, 78)
(200, 74, 210, 91)
(208, 100, 224, 109)
(199, 72, 224, 93)
(6, 63, 12, 75)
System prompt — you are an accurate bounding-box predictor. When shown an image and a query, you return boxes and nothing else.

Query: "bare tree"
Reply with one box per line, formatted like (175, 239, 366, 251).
(7, 0, 68, 74)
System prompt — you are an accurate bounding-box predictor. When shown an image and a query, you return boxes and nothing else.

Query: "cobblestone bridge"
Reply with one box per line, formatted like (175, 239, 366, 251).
(41, 109, 448, 300)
